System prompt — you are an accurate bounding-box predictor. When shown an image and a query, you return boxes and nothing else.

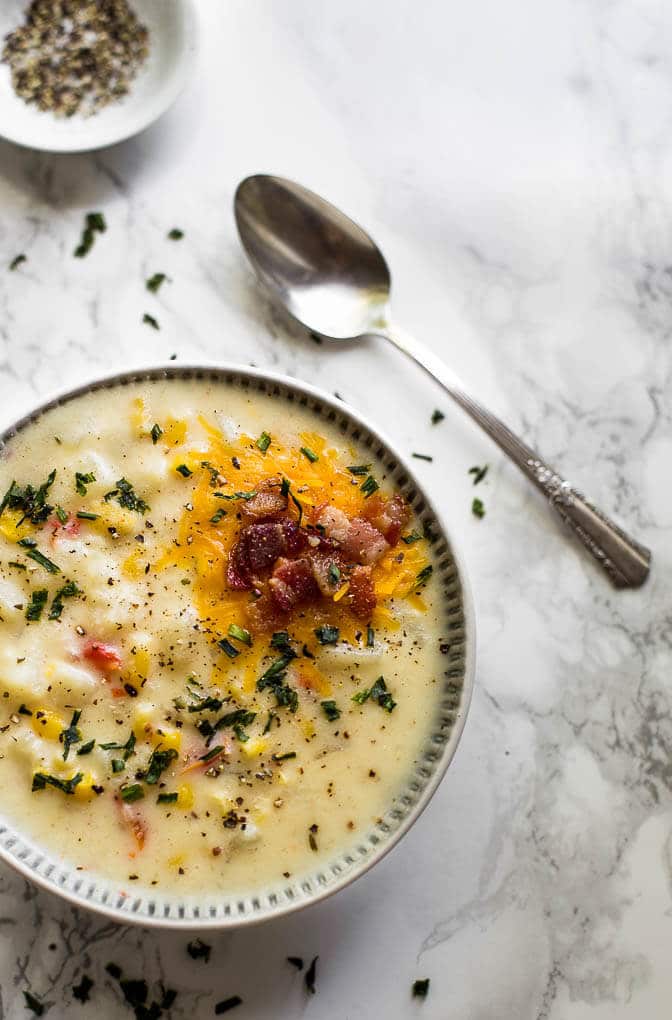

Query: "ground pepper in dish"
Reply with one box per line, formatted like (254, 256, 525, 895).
(2, 0, 149, 118)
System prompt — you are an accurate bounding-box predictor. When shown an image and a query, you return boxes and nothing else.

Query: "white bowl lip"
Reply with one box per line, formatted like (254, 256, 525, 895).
(0, 0, 198, 154)
(0, 361, 476, 930)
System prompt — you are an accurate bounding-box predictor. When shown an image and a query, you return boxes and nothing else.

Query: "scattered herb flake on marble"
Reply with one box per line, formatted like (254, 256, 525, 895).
(412, 978, 430, 998)
(146, 272, 168, 293)
(412, 452, 433, 462)
(143, 312, 160, 330)
(472, 497, 485, 518)
(305, 955, 318, 994)
(72, 974, 94, 1003)
(74, 212, 106, 257)
(287, 956, 304, 970)
(23, 991, 45, 1015)
(187, 938, 211, 963)
(214, 996, 243, 1014)
(168, 228, 184, 240)
(9, 254, 26, 271)
(469, 464, 488, 485)
(431, 409, 445, 424)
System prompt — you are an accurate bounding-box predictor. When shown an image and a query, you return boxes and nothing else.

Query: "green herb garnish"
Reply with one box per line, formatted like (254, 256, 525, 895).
(263, 711, 277, 734)
(175, 464, 193, 478)
(24, 546, 61, 574)
(0, 469, 56, 525)
(469, 464, 488, 485)
(32, 771, 83, 794)
(352, 676, 396, 712)
(228, 623, 251, 646)
(187, 696, 223, 713)
(9, 254, 27, 271)
(472, 497, 485, 518)
(210, 507, 226, 524)
(300, 446, 319, 463)
(74, 211, 106, 258)
(142, 312, 159, 330)
(75, 471, 96, 496)
(168, 228, 184, 240)
(414, 564, 433, 589)
(146, 272, 168, 293)
(199, 745, 225, 763)
(279, 476, 304, 526)
(157, 792, 178, 804)
(26, 589, 48, 622)
(314, 625, 339, 645)
(75, 511, 98, 521)
(217, 638, 239, 659)
(412, 452, 433, 462)
(412, 979, 430, 998)
(104, 478, 149, 514)
(401, 531, 422, 544)
(150, 423, 163, 444)
(49, 580, 80, 620)
(77, 739, 95, 756)
(59, 709, 82, 760)
(100, 731, 135, 760)
(144, 746, 178, 785)
(347, 464, 371, 476)
(214, 709, 256, 742)
(112, 758, 125, 773)
(431, 409, 445, 425)
(305, 956, 318, 994)
(55, 506, 68, 524)
(360, 475, 379, 498)
(7, 561, 26, 570)
(270, 631, 294, 653)
(256, 431, 272, 453)
(328, 563, 340, 585)
(272, 751, 296, 762)
(213, 490, 257, 501)
(23, 991, 44, 1016)
(321, 700, 341, 721)
(120, 784, 145, 803)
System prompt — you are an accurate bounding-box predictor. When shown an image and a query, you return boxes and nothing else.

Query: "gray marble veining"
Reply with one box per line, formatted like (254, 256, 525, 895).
(0, 0, 670, 1017)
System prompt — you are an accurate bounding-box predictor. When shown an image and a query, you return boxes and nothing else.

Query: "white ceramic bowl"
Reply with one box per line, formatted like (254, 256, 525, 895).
(0, 0, 196, 153)
(0, 364, 475, 928)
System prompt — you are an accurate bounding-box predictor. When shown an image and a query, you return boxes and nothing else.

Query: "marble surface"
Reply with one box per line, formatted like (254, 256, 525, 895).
(0, 0, 670, 1016)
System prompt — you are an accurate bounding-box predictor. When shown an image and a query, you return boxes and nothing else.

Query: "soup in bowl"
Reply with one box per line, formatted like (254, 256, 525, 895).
(0, 366, 473, 927)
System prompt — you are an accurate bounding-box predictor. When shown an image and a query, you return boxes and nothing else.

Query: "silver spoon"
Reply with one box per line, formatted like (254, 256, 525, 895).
(234, 174, 651, 588)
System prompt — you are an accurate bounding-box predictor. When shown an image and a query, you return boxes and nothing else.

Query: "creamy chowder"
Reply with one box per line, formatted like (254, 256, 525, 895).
(0, 378, 448, 895)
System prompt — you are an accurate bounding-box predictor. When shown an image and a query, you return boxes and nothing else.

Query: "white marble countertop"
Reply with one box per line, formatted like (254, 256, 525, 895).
(0, 1, 670, 1016)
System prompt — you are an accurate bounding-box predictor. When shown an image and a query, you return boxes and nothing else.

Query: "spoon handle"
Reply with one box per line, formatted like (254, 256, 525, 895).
(380, 325, 651, 588)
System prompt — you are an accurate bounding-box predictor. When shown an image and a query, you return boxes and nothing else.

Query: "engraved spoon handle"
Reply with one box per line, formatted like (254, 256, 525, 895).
(379, 324, 651, 588)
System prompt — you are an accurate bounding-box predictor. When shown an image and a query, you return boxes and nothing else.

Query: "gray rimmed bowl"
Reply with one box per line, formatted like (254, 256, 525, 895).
(0, 363, 475, 929)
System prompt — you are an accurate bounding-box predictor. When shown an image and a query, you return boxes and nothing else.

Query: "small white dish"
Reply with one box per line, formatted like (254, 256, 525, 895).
(0, 0, 197, 153)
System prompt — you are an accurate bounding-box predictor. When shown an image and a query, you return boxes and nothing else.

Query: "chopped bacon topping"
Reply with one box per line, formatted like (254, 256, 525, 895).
(362, 494, 409, 546)
(226, 520, 306, 590)
(316, 507, 389, 565)
(242, 476, 288, 521)
(348, 565, 377, 619)
(268, 557, 319, 612)
(309, 548, 345, 596)
(83, 641, 122, 672)
(49, 513, 80, 541)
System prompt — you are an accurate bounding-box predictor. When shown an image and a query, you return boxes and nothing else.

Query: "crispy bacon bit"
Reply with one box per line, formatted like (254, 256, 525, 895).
(227, 520, 306, 589)
(348, 565, 377, 619)
(362, 494, 409, 546)
(83, 641, 122, 672)
(245, 590, 286, 632)
(309, 549, 345, 596)
(268, 557, 319, 612)
(242, 476, 288, 521)
(120, 803, 146, 853)
(316, 507, 389, 565)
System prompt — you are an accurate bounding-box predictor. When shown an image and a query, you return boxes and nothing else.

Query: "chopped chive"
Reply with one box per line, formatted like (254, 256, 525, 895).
(199, 745, 225, 762)
(415, 564, 433, 589)
(48, 580, 80, 620)
(352, 676, 396, 712)
(263, 711, 277, 734)
(120, 784, 145, 803)
(270, 631, 293, 653)
(347, 464, 371, 476)
(228, 623, 251, 646)
(314, 625, 339, 645)
(431, 409, 445, 425)
(32, 771, 83, 794)
(168, 228, 184, 240)
(360, 475, 379, 498)
(77, 739, 95, 756)
(74, 211, 106, 258)
(412, 978, 430, 998)
(59, 708, 82, 760)
(7, 561, 26, 570)
(9, 254, 27, 271)
(272, 751, 296, 762)
(213, 490, 257, 501)
(111, 759, 125, 773)
(150, 423, 163, 444)
(76, 511, 99, 521)
(175, 464, 193, 478)
(256, 431, 271, 453)
(412, 452, 433, 462)
(55, 506, 68, 524)
(300, 446, 319, 463)
(366, 625, 375, 647)
(157, 792, 178, 804)
(210, 507, 227, 524)
(26, 589, 49, 621)
(75, 471, 96, 496)
(321, 700, 341, 721)
(218, 638, 239, 659)
(472, 497, 485, 518)
(146, 272, 168, 293)
(401, 531, 422, 544)
(469, 465, 489, 485)
(142, 313, 159, 330)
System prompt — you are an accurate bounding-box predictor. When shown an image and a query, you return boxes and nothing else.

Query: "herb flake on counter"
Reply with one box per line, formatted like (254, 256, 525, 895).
(314, 625, 339, 645)
(352, 676, 396, 713)
(256, 430, 271, 453)
(176, 464, 193, 478)
(168, 228, 184, 240)
(120, 783, 144, 803)
(72, 974, 94, 1003)
(104, 477, 149, 514)
(347, 464, 371, 476)
(23, 991, 45, 1016)
(287, 956, 304, 970)
(74, 212, 106, 258)
(215, 997, 243, 1015)
(412, 452, 433, 462)
(9, 253, 27, 271)
(143, 312, 160, 330)
(59, 709, 82, 760)
(32, 771, 83, 794)
(187, 938, 211, 962)
(321, 700, 341, 721)
(75, 470, 96, 496)
(360, 474, 379, 498)
(412, 978, 430, 998)
(431, 409, 445, 424)
(469, 464, 488, 485)
(26, 589, 49, 622)
(144, 746, 178, 785)
(300, 446, 319, 463)
(472, 496, 485, 518)
(151, 423, 163, 444)
(228, 623, 251, 646)
(305, 955, 318, 994)
(77, 739, 95, 756)
(146, 272, 168, 293)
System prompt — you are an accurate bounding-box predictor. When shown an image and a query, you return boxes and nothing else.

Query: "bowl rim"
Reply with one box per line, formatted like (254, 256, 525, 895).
(0, 361, 476, 929)
(0, 0, 198, 154)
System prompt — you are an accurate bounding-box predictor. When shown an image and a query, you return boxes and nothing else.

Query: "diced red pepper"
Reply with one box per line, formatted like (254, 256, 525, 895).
(83, 641, 122, 672)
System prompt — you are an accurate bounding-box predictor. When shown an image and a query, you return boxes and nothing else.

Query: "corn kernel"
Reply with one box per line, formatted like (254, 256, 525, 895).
(73, 773, 99, 802)
(31, 709, 63, 742)
(176, 783, 194, 809)
(240, 737, 267, 758)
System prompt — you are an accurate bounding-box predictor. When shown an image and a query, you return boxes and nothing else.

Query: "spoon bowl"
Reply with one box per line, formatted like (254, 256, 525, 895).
(235, 175, 391, 339)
